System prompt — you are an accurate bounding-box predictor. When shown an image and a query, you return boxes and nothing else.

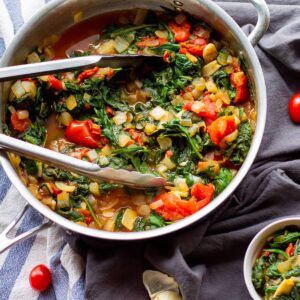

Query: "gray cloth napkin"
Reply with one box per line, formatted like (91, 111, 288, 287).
(67, 1, 300, 299)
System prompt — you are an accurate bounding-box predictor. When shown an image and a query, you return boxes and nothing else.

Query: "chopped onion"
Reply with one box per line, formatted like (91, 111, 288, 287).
(114, 36, 130, 53)
(11, 80, 26, 98)
(55, 181, 76, 192)
(16, 110, 29, 120)
(161, 156, 176, 170)
(66, 95, 77, 111)
(89, 182, 100, 196)
(118, 134, 132, 147)
(155, 30, 168, 39)
(21, 81, 37, 97)
(27, 52, 41, 64)
(97, 40, 116, 54)
(102, 209, 115, 218)
(188, 124, 200, 137)
(156, 164, 168, 175)
(101, 145, 112, 156)
(157, 136, 172, 150)
(87, 150, 98, 162)
(201, 60, 221, 77)
(203, 43, 218, 63)
(137, 205, 151, 217)
(144, 123, 157, 135)
(57, 191, 70, 208)
(88, 194, 96, 205)
(150, 106, 167, 121)
(191, 101, 205, 114)
(99, 156, 109, 166)
(180, 118, 193, 127)
(103, 219, 115, 231)
(121, 208, 137, 231)
(205, 80, 218, 93)
(113, 112, 127, 125)
(59, 112, 73, 126)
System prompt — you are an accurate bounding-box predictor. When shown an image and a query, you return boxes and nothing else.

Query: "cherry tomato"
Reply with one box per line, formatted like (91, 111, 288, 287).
(289, 93, 300, 123)
(29, 264, 51, 292)
(65, 120, 101, 148)
(10, 111, 31, 132)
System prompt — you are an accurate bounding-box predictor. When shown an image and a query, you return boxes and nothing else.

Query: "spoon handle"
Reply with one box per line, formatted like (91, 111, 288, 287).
(0, 133, 166, 188)
(0, 56, 100, 82)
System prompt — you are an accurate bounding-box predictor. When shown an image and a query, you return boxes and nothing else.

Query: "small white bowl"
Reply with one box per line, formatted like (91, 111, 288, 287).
(243, 216, 300, 299)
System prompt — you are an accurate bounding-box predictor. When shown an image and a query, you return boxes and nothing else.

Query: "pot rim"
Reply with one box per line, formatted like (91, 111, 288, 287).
(0, 0, 267, 241)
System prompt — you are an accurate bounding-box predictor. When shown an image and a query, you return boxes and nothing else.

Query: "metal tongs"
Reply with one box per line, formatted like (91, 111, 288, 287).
(0, 55, 166, 188)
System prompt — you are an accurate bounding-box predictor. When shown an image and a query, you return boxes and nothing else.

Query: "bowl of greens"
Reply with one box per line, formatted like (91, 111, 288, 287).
(244, 217, 300, 300)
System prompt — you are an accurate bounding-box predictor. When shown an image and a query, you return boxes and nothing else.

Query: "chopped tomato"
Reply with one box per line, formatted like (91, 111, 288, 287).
(158, 37, 167, 45)
(128, 129, 144, 146)
(65, 120, 102, 148)
(70, 148, 89, 159)
(48, 182, 62, 196)
(163, 51, 171, 63)
(180, 38, 207, 57)
(78, 67, 99, 82)
(10, 111, 31, 132)
(169, 21, 191, 42)
(150, 184, 214, 221)
(230, 72, 249, 103)
(105, 106, 114, 116)
(183, 95, 217, 124)
(79, 208, 92, 225)
(208, 116, 237, 146)
(136, 36, 160, 48)
(285, 243, 294, 257)
(191, 183, 214, 209)
(48, 75, 63, 91)
(166, 150, 173, 157)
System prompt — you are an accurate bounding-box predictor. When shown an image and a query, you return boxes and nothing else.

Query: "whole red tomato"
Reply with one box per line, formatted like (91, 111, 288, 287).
(289, 93, 300, 123)
(29, 264, 52, 292)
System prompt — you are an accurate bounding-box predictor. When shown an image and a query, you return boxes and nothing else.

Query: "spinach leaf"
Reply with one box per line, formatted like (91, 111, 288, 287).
(115, 208, 126, 230)
(134, 217, 146, 231)
(212, 70, 236, 100)
(99, 182, 119, 192)
(225, 122, 252, 165)
(57, 209, 85, 222)
(162, 120, 203, 159)
(252, 256, 267, 290)
(271, 232, 300, 248)
(174, 53, 202, 77)
(213, 168, 233, 195)
(147, 212, 168, 229)
(22, 158, 39, 176)
(18, 122, 46, 145)
(151, 43, 180, 55)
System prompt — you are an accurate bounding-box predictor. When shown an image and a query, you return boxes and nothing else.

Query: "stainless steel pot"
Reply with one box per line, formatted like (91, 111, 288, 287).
(0, 0, 269, 251)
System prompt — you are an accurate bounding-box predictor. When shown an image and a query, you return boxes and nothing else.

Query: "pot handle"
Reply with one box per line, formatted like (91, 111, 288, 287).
(0, 203, 52, 253)
(248, 0, 270, 46)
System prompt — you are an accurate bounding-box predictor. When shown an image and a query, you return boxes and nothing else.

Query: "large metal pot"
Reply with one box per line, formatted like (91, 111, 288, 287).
(0, 0, 269, 251)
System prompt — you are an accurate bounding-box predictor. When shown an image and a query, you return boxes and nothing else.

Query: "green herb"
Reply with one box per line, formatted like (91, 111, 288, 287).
(57, 209, 85, 222)
(115, 208, 125, 230)
(213, 168, 233, 195)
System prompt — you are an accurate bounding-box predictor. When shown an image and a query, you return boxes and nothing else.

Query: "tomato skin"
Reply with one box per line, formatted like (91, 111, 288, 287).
(208, 116, 237, 146)
(78, 67, 99, 82)
(289, 93, 300, 123)
(65, 120, 101, 148)
(10, 111, 31, 132)
(29, 264, 51, 292)
(169, 21, 191, 42)
(48, 75, 63, 91)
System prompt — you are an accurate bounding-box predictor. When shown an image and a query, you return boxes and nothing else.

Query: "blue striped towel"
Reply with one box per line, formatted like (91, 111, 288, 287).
(0, 1, 85, 299)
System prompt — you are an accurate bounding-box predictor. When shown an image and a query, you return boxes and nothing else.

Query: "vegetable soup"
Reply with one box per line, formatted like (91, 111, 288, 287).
(4, 9, 255, 232)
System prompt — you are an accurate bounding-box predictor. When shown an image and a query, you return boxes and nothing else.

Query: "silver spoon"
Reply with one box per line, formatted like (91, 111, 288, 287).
(0, 55, 166, 188)
(0, 55, 161, 81)
(0, 133, 167, 188)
